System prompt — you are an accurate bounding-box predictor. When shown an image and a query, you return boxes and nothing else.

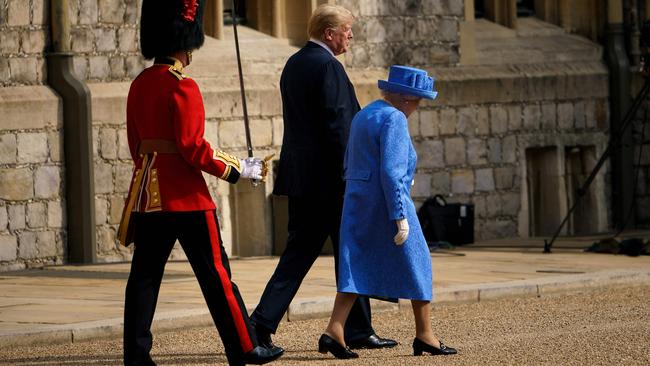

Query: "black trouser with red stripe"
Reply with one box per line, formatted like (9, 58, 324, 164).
(124, 211, 256, 366)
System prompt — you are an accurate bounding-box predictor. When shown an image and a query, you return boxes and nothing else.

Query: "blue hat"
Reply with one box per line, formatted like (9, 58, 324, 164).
(378, 65, 438, 100)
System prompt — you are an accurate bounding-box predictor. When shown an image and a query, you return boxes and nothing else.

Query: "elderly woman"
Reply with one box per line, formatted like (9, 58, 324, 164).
(318, 66, 457, 359)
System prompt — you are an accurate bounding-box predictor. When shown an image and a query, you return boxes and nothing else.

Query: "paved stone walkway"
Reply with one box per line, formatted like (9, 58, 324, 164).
(1, 241, 649, 348)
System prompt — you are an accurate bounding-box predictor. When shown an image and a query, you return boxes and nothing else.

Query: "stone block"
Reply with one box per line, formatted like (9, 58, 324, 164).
(95, 197, 108, 225)
(444, 0, 464, 15)
(0, 168, 34, 200)
(419, 109, 439, 137)
(272, 117, 284, 147)
(92, 129, 99, 156)
(486, 138, 502, 163)
(431, 171, 451, 195)
(475, 168, 495, 192)
(109, 57, 125, 79)
(115, 163, 134, 193)
(476, 106, 489, 135)
(444, 137, 466, 166)
(33, 0, 50, 25)
(584, 100, 597, 129)
(8, 204, 26, 231)
(118, 28, 138, 52)
(94, 161, 114, 194)
(481, 220, 517, 239)
(0, 30, 20, 54)
(27, 202, 47, 228)
(124, 0, 140, 23)
(439, 108, 456, 135)
(37, 231, 57, 257)
(540, 102, 556, 130)
(386, 18, 405, 42)
(415, 140, 444, 168)
(486, 194, 501, 217)
(412, 173, 432, 198)
(494, 167, 515, 190)
(19, 231, 38, 259)
(34, 166, 61, 199)
(99, 0, 126, 23)
(365, 18, 387, 43)
(48, 131, 64, 163)
(457, 107, 476, 136)
(507, 105, 522, 131)
(595, 99, 608, 129)
(8, 0, 30, 26)
(126, 55, 147, 78)
(557, 102, 573, 130)
(97, 225, 117, 253)
(94, 28, 117, 52)
(21, 31, 47, 54)
(473, 196, 486, 218)
(109, 195, 125, 225)
(451, 169, 473, 194)
(501, 192, 521, 216)
(467, 138, 487, 165)
(47, 200, 65, 228)
(9, 57, 40, 84)
(439, 17, 459, 42)
(0, 235, 17, 261)
(99, 128, 118, 159)
(89, 56, 110, 79)
(218, 120, 248, 149)
(404, 17, 418, 40)
(89, 82, 130, 125)
(0, 59, 9, 82)
(117, 129, 131, 160)
(79, 0, 99, 24)
(70, 28, 95, 53)
(0, 134, 17, 164)
(574, 101, 586, 129)
(490, 106, 508, 134)
(523, 104, 541, 130)
(502, 135, 517, 163)
(73, 56, 88, 79)
(0, 205, 7, 231)
(17, 132, 48, 164)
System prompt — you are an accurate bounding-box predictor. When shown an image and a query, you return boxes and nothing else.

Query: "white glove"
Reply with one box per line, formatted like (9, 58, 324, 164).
(393, 218, 409, 245)
(240, 157, 264, 180)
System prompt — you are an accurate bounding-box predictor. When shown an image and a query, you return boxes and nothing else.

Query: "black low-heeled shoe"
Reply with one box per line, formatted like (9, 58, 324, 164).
(412, 337, 457, 356)
(318, 334, 359, 359)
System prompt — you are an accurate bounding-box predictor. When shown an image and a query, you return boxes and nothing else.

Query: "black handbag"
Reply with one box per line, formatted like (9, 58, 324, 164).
(417, 195, 474, 245)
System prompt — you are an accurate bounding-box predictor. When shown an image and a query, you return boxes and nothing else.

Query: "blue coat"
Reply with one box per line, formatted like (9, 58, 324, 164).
(337, 100, 432, 301)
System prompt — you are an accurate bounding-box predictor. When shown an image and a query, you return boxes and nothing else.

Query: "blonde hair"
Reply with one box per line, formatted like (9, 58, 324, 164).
(307, 4, 354, 40)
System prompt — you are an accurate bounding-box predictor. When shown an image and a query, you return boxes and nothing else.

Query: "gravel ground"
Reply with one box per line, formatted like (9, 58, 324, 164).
(1, 284, 649, 366)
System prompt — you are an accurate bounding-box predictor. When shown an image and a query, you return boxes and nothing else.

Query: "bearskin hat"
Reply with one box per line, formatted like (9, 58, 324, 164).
(140, 0, 206, 60)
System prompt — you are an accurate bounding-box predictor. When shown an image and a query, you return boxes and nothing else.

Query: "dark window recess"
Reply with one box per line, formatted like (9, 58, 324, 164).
(517, 0, 535, 17)
(475, 0, 485, 18)
(224, 0, 247, 25)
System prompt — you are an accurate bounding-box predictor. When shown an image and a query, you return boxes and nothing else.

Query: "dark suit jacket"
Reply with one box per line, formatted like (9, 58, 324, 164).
(273, 42, 361, 197)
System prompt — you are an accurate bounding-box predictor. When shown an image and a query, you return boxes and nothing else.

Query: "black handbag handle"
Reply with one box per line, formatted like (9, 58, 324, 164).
(432, 194, 447, 207)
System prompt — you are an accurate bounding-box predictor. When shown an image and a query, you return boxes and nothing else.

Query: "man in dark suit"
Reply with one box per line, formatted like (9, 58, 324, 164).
(250, 4, 397, 352)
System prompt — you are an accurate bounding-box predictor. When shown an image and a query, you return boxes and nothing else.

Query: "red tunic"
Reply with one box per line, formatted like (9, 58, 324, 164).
(125, 62, 241, 212)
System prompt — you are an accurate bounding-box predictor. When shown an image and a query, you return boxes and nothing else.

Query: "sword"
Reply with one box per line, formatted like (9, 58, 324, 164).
(230, 1, 274, 186)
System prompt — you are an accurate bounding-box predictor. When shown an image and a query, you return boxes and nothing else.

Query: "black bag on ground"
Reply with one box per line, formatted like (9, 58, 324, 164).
(417, 195, 474, 245)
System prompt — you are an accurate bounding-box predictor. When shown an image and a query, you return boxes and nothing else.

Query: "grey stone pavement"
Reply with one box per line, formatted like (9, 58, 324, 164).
(1, 233, 650, 350)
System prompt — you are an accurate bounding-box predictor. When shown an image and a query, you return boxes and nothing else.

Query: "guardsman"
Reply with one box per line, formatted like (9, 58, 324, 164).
(119, 1, 283, 365)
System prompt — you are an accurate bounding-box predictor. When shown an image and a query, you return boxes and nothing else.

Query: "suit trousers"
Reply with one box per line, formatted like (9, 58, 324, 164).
(250, 194, 375, 342)
(123, 211, 256, 366)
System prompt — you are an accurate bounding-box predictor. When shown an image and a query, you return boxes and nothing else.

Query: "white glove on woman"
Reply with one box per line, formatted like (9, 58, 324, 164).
(239, 157, 264, 180)
(394, 218, 409, 245)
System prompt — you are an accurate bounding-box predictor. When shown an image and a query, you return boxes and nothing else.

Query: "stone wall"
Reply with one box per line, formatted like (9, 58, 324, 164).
(362, 61, 611, 240)
(338, 0, 461, 68)
(0, 0, 146, 87)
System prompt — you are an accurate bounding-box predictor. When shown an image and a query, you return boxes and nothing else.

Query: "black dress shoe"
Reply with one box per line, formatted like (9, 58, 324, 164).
(254, 324, 283, 351)
(243, 345, 284, 365)
(412, 337, 457, 356)
(318, 334, 359, 359)
(347, 334, 398, 349)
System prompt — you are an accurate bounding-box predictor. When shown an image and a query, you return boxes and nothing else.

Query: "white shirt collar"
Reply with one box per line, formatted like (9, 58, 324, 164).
(309, 38, 335, 57)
